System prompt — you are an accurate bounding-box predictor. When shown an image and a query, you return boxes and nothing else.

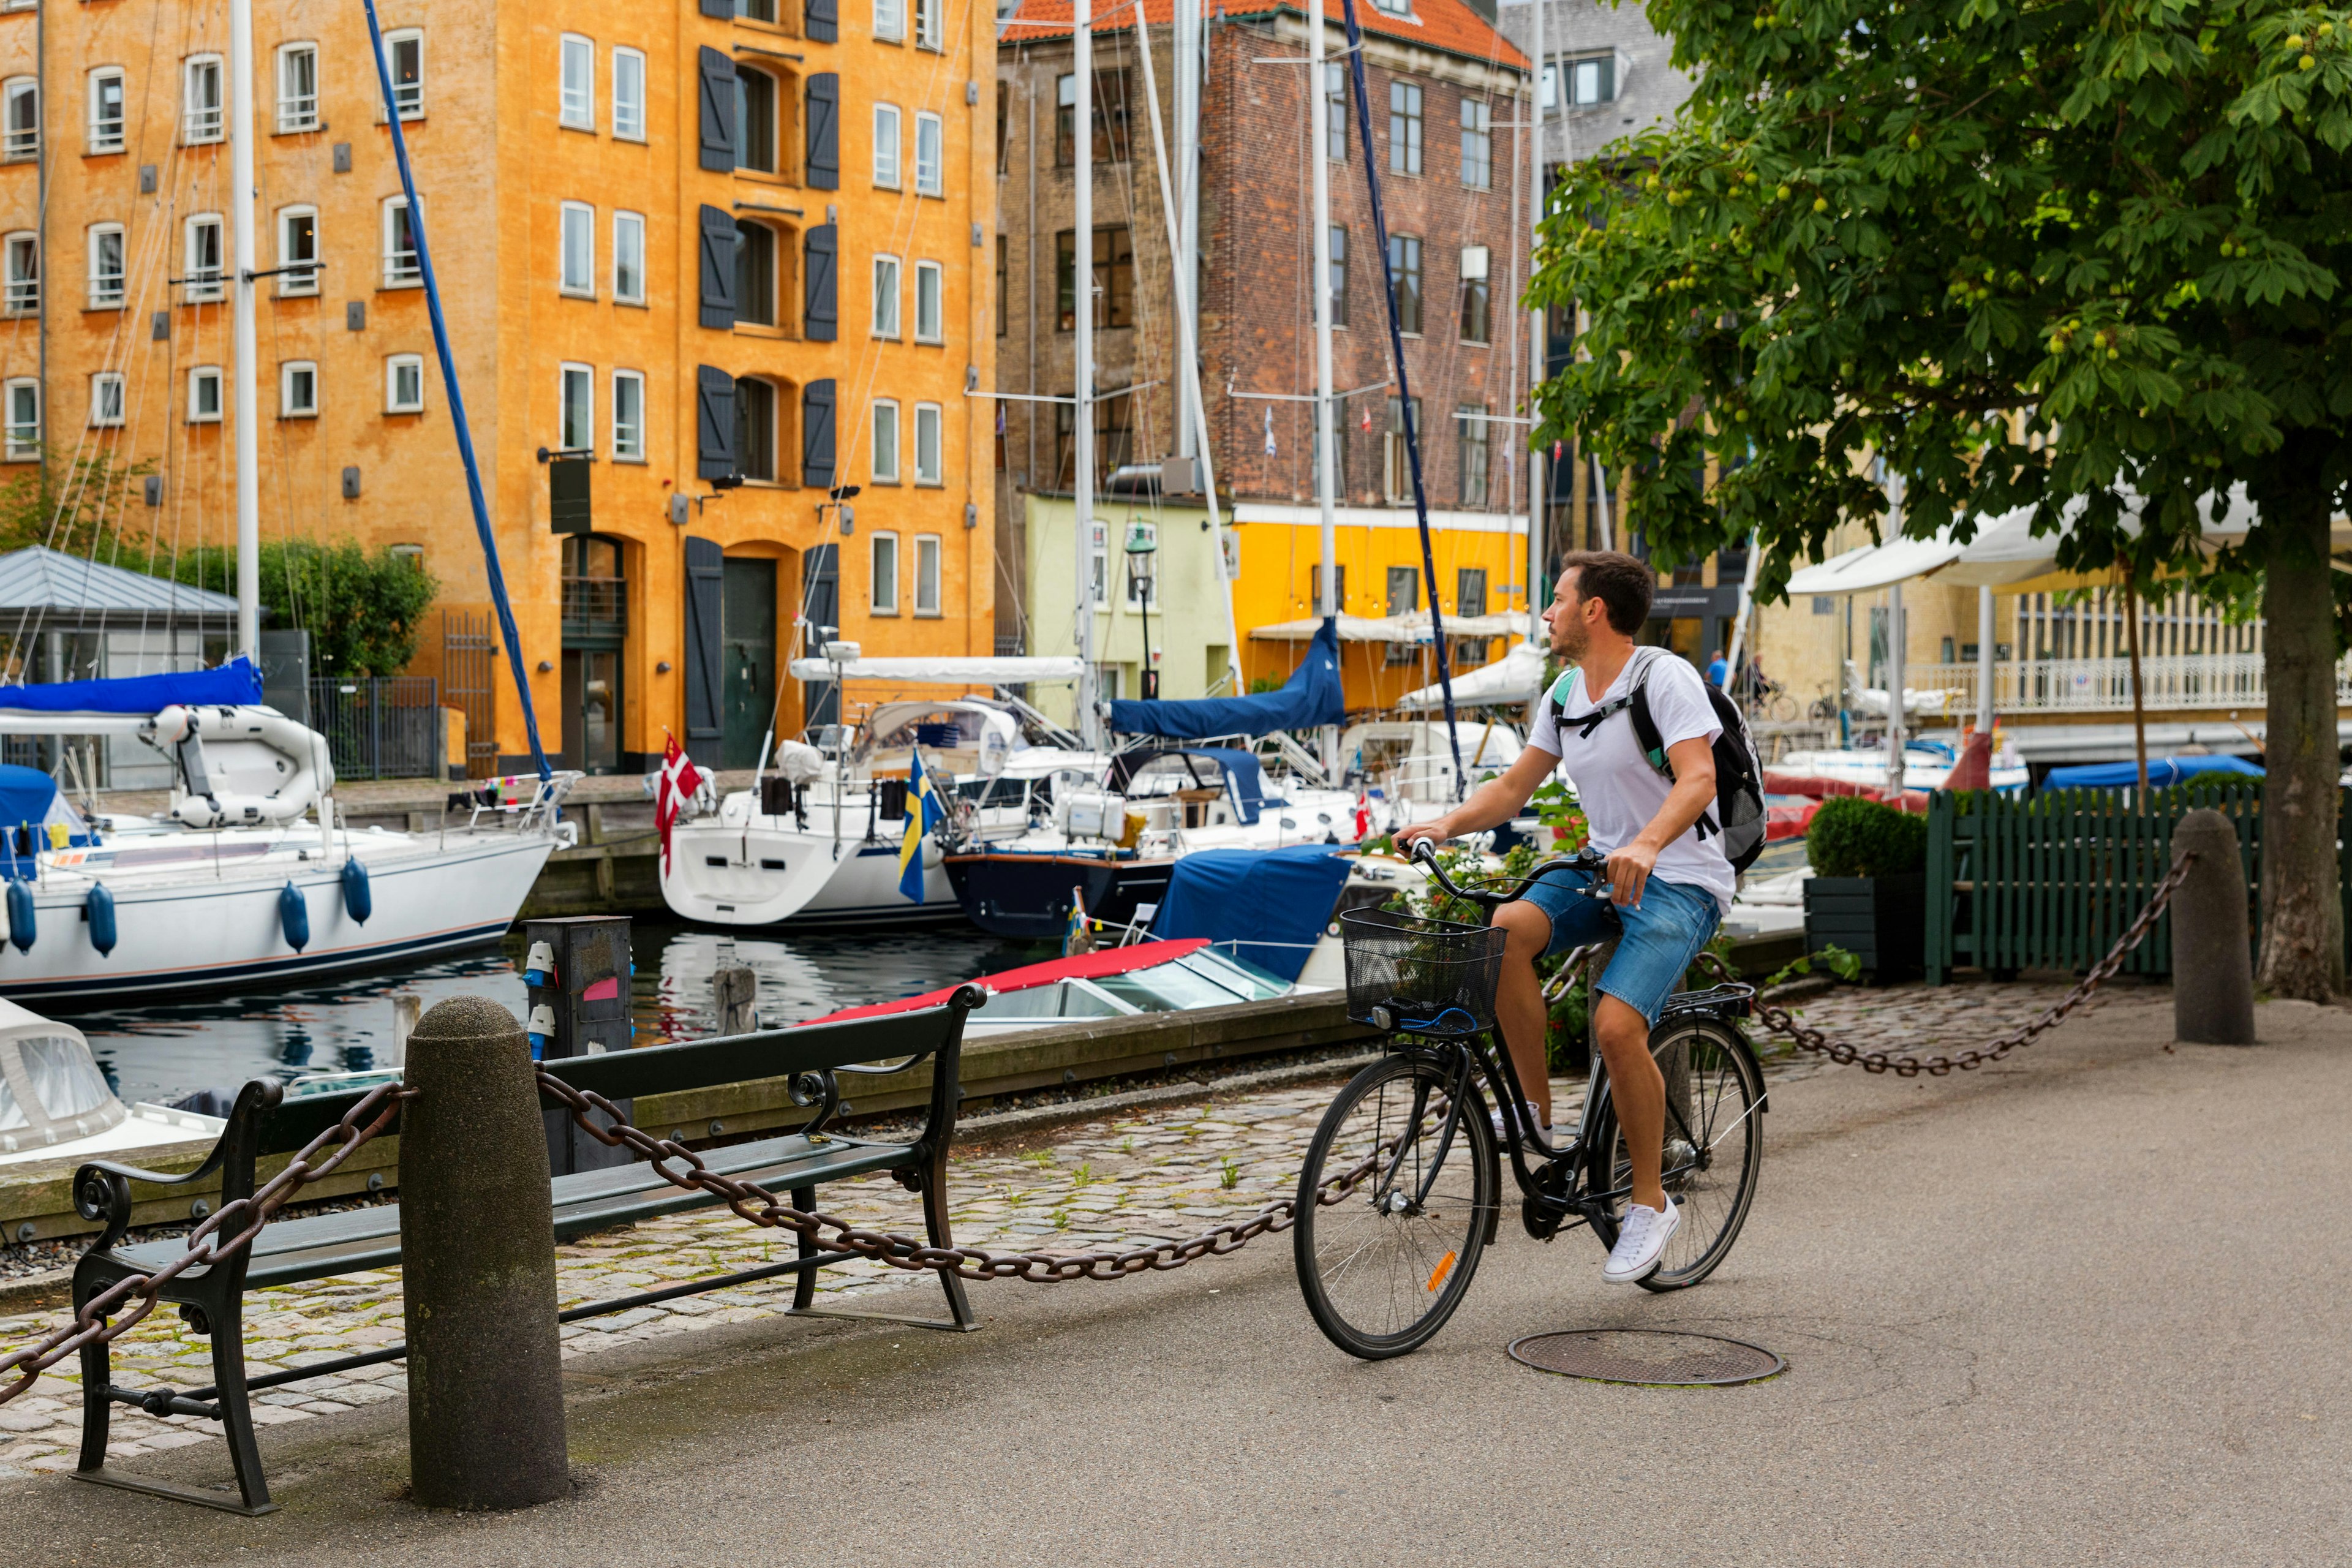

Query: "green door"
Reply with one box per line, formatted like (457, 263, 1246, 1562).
(720, 557, 777, 769)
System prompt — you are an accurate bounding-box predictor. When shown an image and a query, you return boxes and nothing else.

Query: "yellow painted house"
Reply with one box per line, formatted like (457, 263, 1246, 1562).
(0, 0, 996, 774)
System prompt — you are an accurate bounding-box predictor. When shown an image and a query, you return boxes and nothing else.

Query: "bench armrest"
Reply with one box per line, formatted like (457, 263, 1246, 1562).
(910, 986, 986, 1166)
(75, 1079, 282, 1252)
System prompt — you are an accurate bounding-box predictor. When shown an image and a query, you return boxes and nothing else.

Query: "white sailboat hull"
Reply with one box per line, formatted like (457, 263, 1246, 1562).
(660, 817, 955, 929)
(0, 830, 554, 1003)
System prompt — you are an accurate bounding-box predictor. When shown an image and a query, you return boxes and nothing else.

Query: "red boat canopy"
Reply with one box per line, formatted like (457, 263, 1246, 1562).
(804, 938, 1213, 1025)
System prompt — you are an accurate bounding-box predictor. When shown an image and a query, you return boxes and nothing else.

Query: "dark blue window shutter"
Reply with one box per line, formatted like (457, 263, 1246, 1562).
(802, 379, 836, 492)
(698, 47, 737, 172)
(806, 0, 838, 45)
(698, 205, 737, 330)
(804, 224, 837, 342)
(807, 75, 840, 190)
(696, 366, 736, 480)
(800, 543, 840, 728)
(683, 537, 725, 752)
(699, 0, 729, 14)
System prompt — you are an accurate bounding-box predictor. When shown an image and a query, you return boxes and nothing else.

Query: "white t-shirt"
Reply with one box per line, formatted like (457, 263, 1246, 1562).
(1527, 649, 1736, 913)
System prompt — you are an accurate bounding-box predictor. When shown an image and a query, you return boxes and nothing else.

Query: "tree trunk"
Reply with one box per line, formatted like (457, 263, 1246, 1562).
(2256, 470, 2343, 1001)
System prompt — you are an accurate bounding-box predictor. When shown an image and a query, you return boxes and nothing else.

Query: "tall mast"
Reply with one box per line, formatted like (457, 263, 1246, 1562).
(230, 0, 260, 658)
(1074, 0, 1099, 750)
(1309, 0, 1339, 775)
(1174, 0, 1200, 462)
(1526, 0, 1545, 632)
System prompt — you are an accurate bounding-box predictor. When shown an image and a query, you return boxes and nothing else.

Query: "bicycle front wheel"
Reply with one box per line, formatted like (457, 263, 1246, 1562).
(1586, 1017, 1765, 1291)
(1293, 1052, 1498, 1359)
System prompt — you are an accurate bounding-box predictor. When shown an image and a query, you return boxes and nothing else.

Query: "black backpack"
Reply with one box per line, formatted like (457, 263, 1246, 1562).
(1547, 647, 1769, 874)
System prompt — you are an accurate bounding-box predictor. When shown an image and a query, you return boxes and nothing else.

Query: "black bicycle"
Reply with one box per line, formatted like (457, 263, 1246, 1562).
(1291, 840, 1768, 1360)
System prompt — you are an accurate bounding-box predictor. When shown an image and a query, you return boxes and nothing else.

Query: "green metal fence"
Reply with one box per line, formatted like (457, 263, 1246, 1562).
(1923, 783, 2277, 984)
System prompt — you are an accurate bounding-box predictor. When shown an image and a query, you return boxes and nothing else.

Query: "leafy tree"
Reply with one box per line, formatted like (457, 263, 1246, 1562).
(0, 448, 158, 559)
(148, 541, 439, 677)
(1532, 0, 2352, 996)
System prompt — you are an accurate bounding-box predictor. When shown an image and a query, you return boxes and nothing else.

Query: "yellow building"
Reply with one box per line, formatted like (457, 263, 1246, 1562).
(0, 0, 995, 774)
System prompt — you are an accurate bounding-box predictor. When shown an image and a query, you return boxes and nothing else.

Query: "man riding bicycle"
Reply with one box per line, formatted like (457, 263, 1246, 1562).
(1398, 551, 1733, 1286)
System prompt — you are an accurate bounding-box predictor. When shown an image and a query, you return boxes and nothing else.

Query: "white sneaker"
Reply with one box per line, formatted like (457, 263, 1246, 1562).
(1490, 1101, 1545, 1148)
(1601, 1197, 1681, 1284)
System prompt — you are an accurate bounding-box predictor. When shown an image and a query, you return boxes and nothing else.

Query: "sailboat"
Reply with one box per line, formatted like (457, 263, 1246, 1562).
(0, 2, 578, 1003)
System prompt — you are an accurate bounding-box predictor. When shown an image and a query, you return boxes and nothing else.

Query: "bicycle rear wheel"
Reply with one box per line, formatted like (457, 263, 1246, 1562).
(1586, 1017, 1765, 1292)
(1293, 1052, 1498, 1359)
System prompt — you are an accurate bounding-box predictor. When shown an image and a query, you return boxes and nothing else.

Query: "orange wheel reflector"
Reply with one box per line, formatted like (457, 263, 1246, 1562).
(1425, 1250, 1458, 1294)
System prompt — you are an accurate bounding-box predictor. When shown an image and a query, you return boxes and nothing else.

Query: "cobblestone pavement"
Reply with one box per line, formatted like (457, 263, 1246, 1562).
(0, 974, 2154, 1480)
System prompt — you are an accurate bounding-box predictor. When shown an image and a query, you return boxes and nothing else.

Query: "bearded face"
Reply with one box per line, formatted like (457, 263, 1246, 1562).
(1546, 571, 1591, 662)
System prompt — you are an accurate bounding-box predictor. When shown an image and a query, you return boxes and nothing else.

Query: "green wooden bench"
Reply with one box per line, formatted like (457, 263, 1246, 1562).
(66, 987, 983, 1515)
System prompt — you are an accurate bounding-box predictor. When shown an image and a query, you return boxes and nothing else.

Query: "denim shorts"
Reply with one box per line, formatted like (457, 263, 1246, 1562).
(1513, 865, 1722, 1025)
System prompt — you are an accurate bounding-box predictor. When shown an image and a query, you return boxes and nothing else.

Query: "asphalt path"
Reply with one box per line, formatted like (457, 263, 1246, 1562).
(9, 989, 2348, 1566)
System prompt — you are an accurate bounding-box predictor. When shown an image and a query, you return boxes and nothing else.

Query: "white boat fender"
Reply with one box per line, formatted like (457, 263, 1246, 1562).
(85, 883, 116, 957)
(341, 858, 372, 924)
(279, 881, 309, 952)
(527, 1002, 556, 1060)
(523, 940, 556, 987)
(6, 879, 31, 953)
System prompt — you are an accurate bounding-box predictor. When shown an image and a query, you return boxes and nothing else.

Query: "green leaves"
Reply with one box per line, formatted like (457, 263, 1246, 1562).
(1530, 0, 2352, 605)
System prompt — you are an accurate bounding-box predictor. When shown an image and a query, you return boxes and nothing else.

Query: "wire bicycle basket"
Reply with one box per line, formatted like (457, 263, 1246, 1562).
(1340, 907, 1506, 1038)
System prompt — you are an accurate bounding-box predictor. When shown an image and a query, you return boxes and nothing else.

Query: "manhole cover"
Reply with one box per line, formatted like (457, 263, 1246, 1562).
(1507, 1329, 1784, 1387)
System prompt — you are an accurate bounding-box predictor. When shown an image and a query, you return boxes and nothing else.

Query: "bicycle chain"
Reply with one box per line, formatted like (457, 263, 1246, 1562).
(1710, 853, 2195, 1077)
(0, 1081, 412, 1408)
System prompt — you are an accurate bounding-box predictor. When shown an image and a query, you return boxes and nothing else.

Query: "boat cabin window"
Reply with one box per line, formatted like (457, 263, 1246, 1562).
(20, 1035, 111, 1118)
(0, 1076, 23, 1129)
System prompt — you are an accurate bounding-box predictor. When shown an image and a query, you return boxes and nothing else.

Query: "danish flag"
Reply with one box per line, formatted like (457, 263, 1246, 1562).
(656, 731, 707, 875)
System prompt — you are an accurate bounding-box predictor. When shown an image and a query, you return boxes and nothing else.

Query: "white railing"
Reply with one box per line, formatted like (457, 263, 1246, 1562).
(1899, 655, 2352, 715)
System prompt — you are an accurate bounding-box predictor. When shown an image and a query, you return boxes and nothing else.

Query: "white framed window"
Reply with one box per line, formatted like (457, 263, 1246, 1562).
(4, 378, 38, 460)
(913, 260, 943, 343)
(277, 206, 319, 297)
(385, 353, 425, 413)
(871, 253, 901, 339)
(559, 362, 593, 452)
(612, 210, 646, 304)
(915, 111, 943, 195)
(4, 232, 35, 315)
(187, 365, 223, 424)
(870, 399, 900, 483)
(87, 224, 125, 309)
(280, 360, 319, 419)
(559, 201, 595, 296)
(184, 214, 225, 302)
(277, 43, 319, 132)
(873, 0, 905, 43)
(612, 47, 646, 141)
(872, 104, 901, 189)
(184, 55, 224, 143)
(914, 533, 941, 614)
(559, 34, 594, 130)
(611, 369, 644, 460)
(88, 372, 125, 429)
(1087, 519, 1109, 607)
(870, 530, 900, 614)
(383, 197, 420, 285)
(4, 78, 37, 162)
(913, 402, 941, 486)
(1542, 53, 1618, 111)
(88, 69, 126, 154)
(383, 29, 424, 119)
(915, 0, 943, 50)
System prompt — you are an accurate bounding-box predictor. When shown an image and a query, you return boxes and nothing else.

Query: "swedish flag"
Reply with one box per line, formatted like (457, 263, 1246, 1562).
(897, 748, 948, 903)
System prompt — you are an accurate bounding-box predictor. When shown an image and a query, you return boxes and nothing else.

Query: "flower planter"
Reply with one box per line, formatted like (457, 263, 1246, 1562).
(1803, 872, 1926, 982)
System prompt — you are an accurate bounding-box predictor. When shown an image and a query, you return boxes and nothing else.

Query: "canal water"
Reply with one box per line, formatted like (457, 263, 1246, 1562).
(67, 921, 1058, 1109)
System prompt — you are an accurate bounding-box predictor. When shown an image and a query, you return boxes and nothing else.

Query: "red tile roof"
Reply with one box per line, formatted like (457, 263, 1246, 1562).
(999, 0, 1529, 74)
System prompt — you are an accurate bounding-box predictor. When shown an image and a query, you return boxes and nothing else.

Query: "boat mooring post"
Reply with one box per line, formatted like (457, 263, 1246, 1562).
(523, 915, 637, 1174)
(2169, 809, 2255, 1046)
(398, 996, 569, 1510)
(714, 965, 757, 1034)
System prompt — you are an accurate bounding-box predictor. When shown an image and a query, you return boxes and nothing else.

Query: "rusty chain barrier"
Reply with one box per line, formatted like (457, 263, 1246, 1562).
(0, 1081, 410, 1409)
(1709, 852, 2196, 1077)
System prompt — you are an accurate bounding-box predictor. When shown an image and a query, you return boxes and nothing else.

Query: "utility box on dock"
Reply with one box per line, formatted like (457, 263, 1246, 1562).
(523, 915, 636, 1175)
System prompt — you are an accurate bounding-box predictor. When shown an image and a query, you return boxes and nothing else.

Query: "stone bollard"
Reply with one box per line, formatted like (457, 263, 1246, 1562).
(399, 997, 570, 1509)
(2169, 809, 2255, 1046)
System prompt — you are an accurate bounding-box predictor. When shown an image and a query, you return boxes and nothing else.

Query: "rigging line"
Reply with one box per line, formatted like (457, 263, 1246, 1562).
(360, 0, 548, 779)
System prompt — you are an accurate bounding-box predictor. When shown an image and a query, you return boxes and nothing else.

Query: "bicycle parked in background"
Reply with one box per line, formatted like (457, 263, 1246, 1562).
(1291, 841, 1768, 1359)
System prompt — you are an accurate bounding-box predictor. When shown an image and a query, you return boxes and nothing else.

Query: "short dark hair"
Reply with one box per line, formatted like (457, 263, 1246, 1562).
(1558, 551, 1653, 635)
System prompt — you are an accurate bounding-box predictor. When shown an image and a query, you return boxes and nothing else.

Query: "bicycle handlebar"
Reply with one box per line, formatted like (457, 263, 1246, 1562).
(1406, 836, 1611, 913)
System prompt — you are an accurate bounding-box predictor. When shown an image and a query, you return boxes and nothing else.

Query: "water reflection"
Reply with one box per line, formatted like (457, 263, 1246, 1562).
(70, 920, 1049, 1108)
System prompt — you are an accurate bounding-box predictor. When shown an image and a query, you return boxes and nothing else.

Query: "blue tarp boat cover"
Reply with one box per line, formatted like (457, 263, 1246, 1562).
(1108, 746, 1282, 825)
(0, 656, 263, 714)
(2043, 755, 2264, 789)
(1107, 618, 1343, 739)
(0, 763, 94, 875)
(1150, 843, 1354, 982)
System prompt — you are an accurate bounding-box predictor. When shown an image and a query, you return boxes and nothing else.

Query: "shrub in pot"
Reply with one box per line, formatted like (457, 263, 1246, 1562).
(1802, 796, 1928, 980)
